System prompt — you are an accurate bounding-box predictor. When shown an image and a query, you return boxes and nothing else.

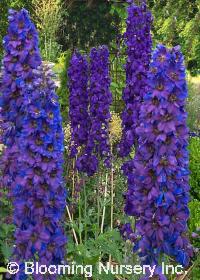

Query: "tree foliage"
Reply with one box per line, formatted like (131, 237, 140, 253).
(1, 0, 200, 74)
(32, 0, 62, 61)
(150, 0, 200, 75)
(58, 0, 121, 51)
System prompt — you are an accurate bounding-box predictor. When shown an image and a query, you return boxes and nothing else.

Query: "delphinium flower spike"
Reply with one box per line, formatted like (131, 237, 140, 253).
(118, 1, 152, 156)
(13, 64, 67, 279)
(76, 46, 112, 176)
(0, 8, 41, 146)
(0, 10, 67, 279)
(68, 51, 90, 159)
(124, 45, 193, 279)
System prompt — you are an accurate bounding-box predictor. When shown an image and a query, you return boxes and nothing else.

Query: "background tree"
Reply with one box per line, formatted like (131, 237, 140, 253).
(58, 0, 121, 51)
(150, 0, 200, 75)
(32, 0, 62, 62)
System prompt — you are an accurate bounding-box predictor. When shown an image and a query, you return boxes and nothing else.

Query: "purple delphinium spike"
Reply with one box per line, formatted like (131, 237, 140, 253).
(68, 51, 90, 158)
(124, 45, 193, 277)
(13, 64, 67, 274)
(0, 10, 66, 279)
(0, 9, 41, 146)
(118, 1, 152, 156)
(76, 46, 112, 176)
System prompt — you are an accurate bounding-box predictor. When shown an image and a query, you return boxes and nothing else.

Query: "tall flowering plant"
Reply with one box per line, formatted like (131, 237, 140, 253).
(119, 1, 152, 156)
(0, 10, 66, 279)
(124, 45, 193, 279)
(68, 51, 90, 159)
(76, 46, 112, 176)
(0, 9, 41, 146)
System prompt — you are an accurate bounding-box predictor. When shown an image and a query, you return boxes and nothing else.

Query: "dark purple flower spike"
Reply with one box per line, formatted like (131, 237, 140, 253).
(77, 46, 112, 176)
(68, 51, 90, 159)
(119, 1, 152, 156)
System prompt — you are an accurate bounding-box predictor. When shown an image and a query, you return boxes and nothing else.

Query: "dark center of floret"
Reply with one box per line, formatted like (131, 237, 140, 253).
(156, 83, 164, 91)
(48, 112, 54, 119)
(35, 137, 43, 146)
(148, 145, 154, 153)
(172, 215, 179, 222)
(13, 90, 20, 99)
(160, 157, 168, 166)
(17, 44, 23, 51)
(12, 72, 17, 79)
(27, 33, 33, 40)
(30, 49, 34, 55)
(19, 243, 26, 252)
(47, 144, 54, 152)
(31, 120, 37, 128)
(153, 127, 160, 135)
(31, 232, 38, 242)
(127, 108, 132, 115)
(42, 156, 51, 163)
(158, 54, 166, 62)
(18, 22, 24, 29)
(41, 183, 48, 191)
(150, 67, 157, 74)
(50, 170, 57, 178)
(12, 57, 18, 63)
(170, 72, 178, 80)
(35, 200, 43, 208)
(43, 123, 50, 132)
(148, 169, 155, 178)
(23, 64, 29, 71)
(27, 178, 33, 186)
(147, 112, 152, 118)
(168, 94, 177, 102)
(143, 189, 149, 195)
(152, 97, 159, 106)
(34, 167, 42, 176)
(43, 217, 51, 226)
(163, 186, 168, 192)
(165, 136, 171, 145)
(163, 113, 172, 121)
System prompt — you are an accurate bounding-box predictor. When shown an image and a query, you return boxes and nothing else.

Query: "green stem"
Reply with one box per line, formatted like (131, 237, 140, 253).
(101, 172, 108, 233)
(78, 196, 82, 244)
(66, 205, 79, 245)
(109, 144, 114, 264)
(96, 173, 101, 239)
(84, 182, 87, 241)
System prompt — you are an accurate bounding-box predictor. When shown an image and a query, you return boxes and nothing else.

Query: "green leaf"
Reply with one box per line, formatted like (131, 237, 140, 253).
(0, 242, 12, 260)
(0, 267, 7, 273)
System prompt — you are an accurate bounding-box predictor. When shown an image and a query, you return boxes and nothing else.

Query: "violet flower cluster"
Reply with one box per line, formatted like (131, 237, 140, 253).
(76, 46, 112, 176)
(0, 10, 66, 279)
(68, 51, 90, 158)
(124, 45, 193, 278)
(0, 9, 41, 146)
(119, 1, 152, 156)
